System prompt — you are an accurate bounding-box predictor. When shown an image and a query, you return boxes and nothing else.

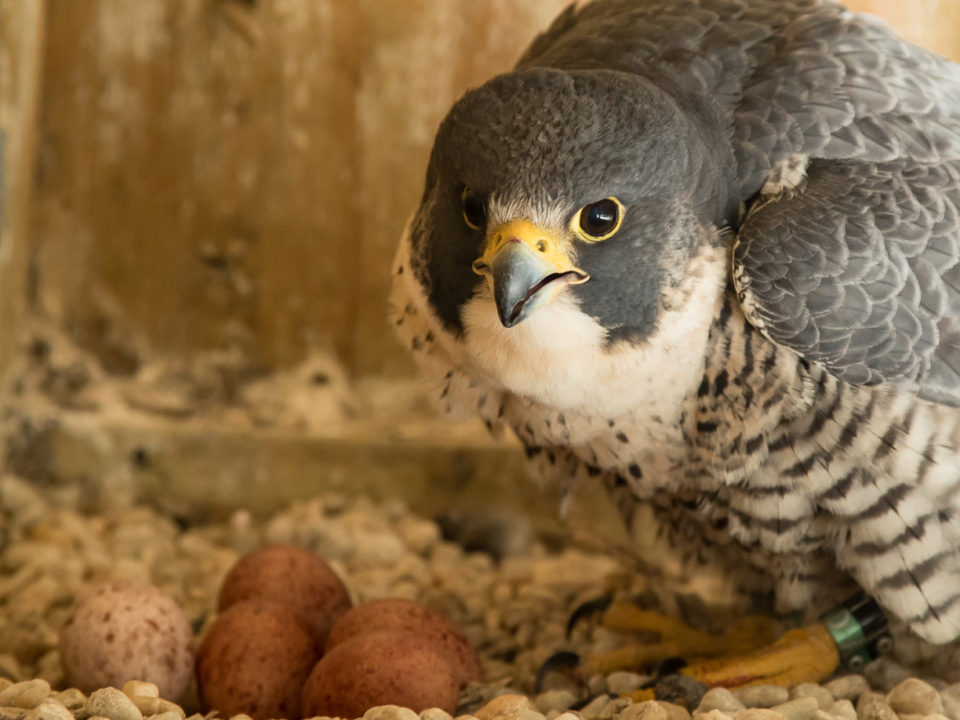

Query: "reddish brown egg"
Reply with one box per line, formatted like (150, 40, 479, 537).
(197, 599, 320, 720)
(217, 544, 352, 648)
(301, 630, 460, 719)
(326, 598, 482, 688)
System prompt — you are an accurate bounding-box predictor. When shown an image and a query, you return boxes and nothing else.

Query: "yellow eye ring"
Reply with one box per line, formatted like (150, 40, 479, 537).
(571, 197, 625, 242)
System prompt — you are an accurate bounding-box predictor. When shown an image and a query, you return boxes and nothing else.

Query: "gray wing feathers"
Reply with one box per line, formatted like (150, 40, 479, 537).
(735, 9, 960, 196)
(735, 160, 960, 404)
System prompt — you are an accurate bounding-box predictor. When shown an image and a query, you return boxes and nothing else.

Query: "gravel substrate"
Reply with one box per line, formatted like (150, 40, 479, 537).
(2, 474, 959, 720)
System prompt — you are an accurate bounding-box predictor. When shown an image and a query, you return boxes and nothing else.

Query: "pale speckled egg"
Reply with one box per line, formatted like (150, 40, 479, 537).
(58, 580, 195, 701)
(196, 598, 320, 720)
(326, 598, 482, 688)
(217, 544, 352, 648)
(301, 629, 460, 719)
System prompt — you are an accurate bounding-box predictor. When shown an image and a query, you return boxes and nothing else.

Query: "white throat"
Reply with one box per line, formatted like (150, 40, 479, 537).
(460, 245, 726, 419)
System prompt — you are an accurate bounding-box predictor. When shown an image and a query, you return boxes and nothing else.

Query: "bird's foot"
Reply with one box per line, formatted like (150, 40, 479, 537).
(674, 623, 840, 689)
(540, 593, 891, 693)
(576, 600, 780, 676)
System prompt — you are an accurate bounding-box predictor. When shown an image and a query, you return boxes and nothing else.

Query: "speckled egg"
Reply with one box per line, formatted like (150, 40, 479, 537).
(58, 580, 195, 701)
(326, 598, 481, 687)
(217, 544, 352, 647)
(301, 629, 460, 718)
(197, 598, 320, 720)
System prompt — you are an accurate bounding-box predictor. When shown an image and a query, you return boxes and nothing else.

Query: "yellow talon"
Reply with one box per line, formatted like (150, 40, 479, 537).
(579, 602, 779, 677)
(680, 624, 841, 688)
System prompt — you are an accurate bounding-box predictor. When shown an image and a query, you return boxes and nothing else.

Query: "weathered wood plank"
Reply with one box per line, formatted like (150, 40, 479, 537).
(21, 0, 959, 379)
(0, 0, 44, 380)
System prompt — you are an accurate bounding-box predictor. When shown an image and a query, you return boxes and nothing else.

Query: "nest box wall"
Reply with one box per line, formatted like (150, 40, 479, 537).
(2, 0, 959, 382)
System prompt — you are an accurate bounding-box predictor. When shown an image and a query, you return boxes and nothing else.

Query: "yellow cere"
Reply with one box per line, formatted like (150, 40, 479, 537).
(481, 218, 581, 274)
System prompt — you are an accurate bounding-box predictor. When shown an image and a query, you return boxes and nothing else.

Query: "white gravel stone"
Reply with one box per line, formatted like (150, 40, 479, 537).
(620, 701, 668, 720)
(0, 680, 52, 709)
(887, 679, 944, 716)
(363, 706, 421, 720)
(942, 695, 960, 720)
(696, 710, 734, 720)
(23, 701, 72, 720)
(144, 712, 185, 720)
(51, 691, 84, 712)
(824, 678, 869, 703)
(534, 690, 578, 714)
(579, 695, 611, 719)
(698, 689, 746, 715)
(734, 709, 785, 720)
(791, 686, 834, 711)
(827, 699, 857, 720)
(864, 659, 914, 693)
(120, 683, 158, 701)
(0, 708, 31, 720)
(420, 709, 454, 720)
(606, 672, 648, 695)
(84, 688, 143, 720)
(855, 692, 897, 720)
(476, 695, 533, 720)
(735, 687, 790, 709)
(771, 698, 819, 720)
(657, 702, 693, 720)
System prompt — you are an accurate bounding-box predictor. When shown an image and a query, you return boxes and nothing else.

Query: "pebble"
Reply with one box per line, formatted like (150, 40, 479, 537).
(22, 701, 72, 720)
(698, 689, 745, 715)
(120, 683, 158, 701)
(363, 706, 421, 720)
(656, 677, 708, 710)
(887, 679, 944, 716)
(597, 698, 631, 719)
(550, 714, 581, 720)
(579, 695, 613, 719)
(942, 695, 960, 720)
(0, 710, 31, 720)
(657, 701, 693, 720)
(620, 701, 668, 720)
(855, 692, 897, 720)
(606, 672, 649, 696)
(696, 710, 733, 720)
(0, 681, 51, 709)
(735, 710, 785, 720)
(476, 695, 533, 720)
(420, 710, 454, 720)
(145, 712, 184, 720)
(790, 685, 835, 711)
(534, 690, 578, 714)
(824, 678, 869, 703)
(864, 659, 914, 693)
(770, 697, 819, 720)
(128, 699, 183, 718)
(83, 688, 143, 720)
(51, 692, 84, 712)
(827, 699, 857, 720)
(735, 687, 790, 709)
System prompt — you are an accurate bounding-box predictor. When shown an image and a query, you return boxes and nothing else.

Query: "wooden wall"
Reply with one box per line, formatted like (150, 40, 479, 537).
(10, 0, 960, 379)
(0, 0, 43, 381)
(27, 0, 569, 378)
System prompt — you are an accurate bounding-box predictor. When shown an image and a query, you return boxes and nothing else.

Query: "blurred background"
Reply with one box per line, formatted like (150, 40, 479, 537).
(1, 0, 958, 523)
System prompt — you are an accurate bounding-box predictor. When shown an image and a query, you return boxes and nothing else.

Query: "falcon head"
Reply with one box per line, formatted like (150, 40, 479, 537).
(401, 68, 734, 408)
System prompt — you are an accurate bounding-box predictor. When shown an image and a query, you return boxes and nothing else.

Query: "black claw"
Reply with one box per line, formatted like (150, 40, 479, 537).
(535, 650, 582, 693)
(566, 595, 614, 638)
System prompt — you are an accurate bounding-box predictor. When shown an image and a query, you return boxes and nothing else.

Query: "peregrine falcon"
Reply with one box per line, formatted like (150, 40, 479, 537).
(390, 0, 960, 677)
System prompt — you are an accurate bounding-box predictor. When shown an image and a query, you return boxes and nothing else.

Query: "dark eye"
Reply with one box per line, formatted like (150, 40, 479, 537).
(577, 198, 623, 240)
(462, 188, 485, 230)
